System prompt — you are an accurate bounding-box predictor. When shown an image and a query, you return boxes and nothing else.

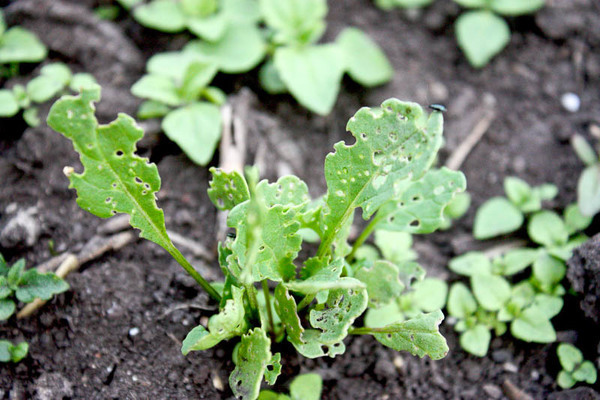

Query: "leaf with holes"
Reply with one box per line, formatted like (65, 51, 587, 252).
(292, 329, 346, 359)
(264, 353, 282, 385)
(318, 99, 443, 258)
(229, 328, 272, 400)
(373, 167, 466, 233)
(274, 284, 304, 345)
(208, 168, 250, 211)
(372, 310, 448, 360)
(355, 260, 403, 308)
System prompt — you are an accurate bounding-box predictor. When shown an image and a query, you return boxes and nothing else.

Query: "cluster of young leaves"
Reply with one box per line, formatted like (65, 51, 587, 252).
(0, 62, 97, 127)
(258, 373, 322, 400)
(0, 339, 28, 363)
(0, 9, 47, 76)
(48, 88, 466, 399)
(446, 178, 592, 357)
(0, 253, 69, 322)
(556, 343, 598, 389)
(374, 0, 545, 68)
(132, 50, 224, 165)
(571, 134, 600, 218)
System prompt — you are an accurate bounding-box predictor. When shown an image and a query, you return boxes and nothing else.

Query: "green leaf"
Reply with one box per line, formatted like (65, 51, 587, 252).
(528, 211, 568, 247)
(374, 230, 416, 264)
(443, 191, 471, 220)
(131, 75, 181, 107)
(260, 0, 327, 45)
(460, 324, 491, 357)
(571, 134, 598, 167)
(229, 328, 272, 400)
(259, 59, 287, 94)
(162, 102, 221, 166)
(0, 89, 19, 117)
(137, 100, 170, 119)
(374, 168, 467, 234)
(491, 0, 545, 16)
(133, 0, 186, 32)
(147, 51, 205, 82)
(564, 203, 593, 234)
(274, 44, 345, 115)
(447, 282, 476, 319)
(117, 0, 143, 9)
(10, 342, 28, 363)
(356, 260, 403, 308)
(0, 299, 16, 320)
(336, 27, 393, 87)
(187, 13, 228, 41)
(292, 329, 346, 358)
(319, 99, 443, 256)
(0, 341, 11, 362)
(258, 391, 290, 400)
(15, 269, 69, 303)
(471, 274, 510, 311)
(365, 300, 404, 328)
(274, 285, 304, 345)
(372, 310, 448, 360)
(40, 63, 72, 86)
(577, 165, 600, 217)
(290, 373, 323, 400)
(504, 177, 536, 211)
(26, 75, 65, 103)
(185, 24, 266, 74)
(182, 286, 246, 354)
(530, 294, 563, 319)
(511, 308, 556, 343)
(557, 343, 583, 372)
(411, 278, 448, 312)
(473, 197, 524, 239)
(69, 73, 98, 92)
(208, 168, 250, 211)
(12, 85, 30, 109)
(181, 0, 218, 17)
(573, 361, 597, 384)
(23, 107, 40, 127)
(494, 248, 539, 276)
(178, 61, 218, 102)
(0, 27, 48, 64)
(455, 11, 510, 68)
(202, 86, 227, 105)
(449, 252, 492, 276)
(557, 370, 576, 389)
(47, 87, 175, 254)
(0, 276, 10, 298)
(264, 353, 282, 385)
(453, 0, 487, 7)
(0, 254, 8, 275)
(7, 259, 25, 289)
(532, 253, 566, 292)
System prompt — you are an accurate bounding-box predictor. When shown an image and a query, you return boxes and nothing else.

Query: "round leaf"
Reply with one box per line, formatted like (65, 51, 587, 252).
(26, 75, 65, 103)
(511, 308, 556, 342)
(447, 282, 476, 319)
(473, 197, 523, 239)
(0, 89, 19, 117)
(0, 27, 47, 64)
(455, 11, 510, 68)
(557, 343, 583, 372)
(491, 0, 545, 16)
(131, 75, 181, 107)
(460, 324, 491, 357)
(290, 373, 323, 400)
(411, 278, 448, 312)
(471, 274, 511, 311)
(133, 0, 186, 32)
(528, 211, 568, 247)
(449, 252, 492, 276)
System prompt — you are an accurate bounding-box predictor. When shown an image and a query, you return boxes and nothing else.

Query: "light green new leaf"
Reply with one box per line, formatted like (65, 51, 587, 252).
(0, 90, 19, 117)
(532, 253, 565, 293)
(504, 177, 536, 211)
(9, 342, 28, 363)
(0, 299, 16, 320)
(373, 310, 448, 360)
(495, 248, 539, 276)
(70, 73, 98, 92)
(274, 285, 304, 345)
(14, 270, 69, 303)
(460, 324, 491, 357)
(26, 75, 65, 103)
(162, 102, 221, 166)
(573, 361, 597, 384)
(319, 99, 443, 256)
(131, 75, 181, 107)
(208, 168, 250, 211)
(187, 13, 228, 41)
(185, 24, 266, 74)
(577, 165, 600, 217)
(264, 353, 282, 385)
(0, 27, 48, 64)
(557, 371, 576, 389)
(260, 0, 327, 45)
(365, 301, 404, 328)
(336, 27, 393, 87)
(374, 230, 416, 264)
(455, 11, 510, 68)
(491, 0, 545, 16)
(511, 308, 556, 343)
(411, 278, 448, 312)
(530, 294, 563, 319)
(23, 107, 40, 127)
(564, 204, 592, 234)
(473, 197, 523, 239)
(7, 259, 25, 289)
(0, 276, 10, 298)
(274, 44, 345, 115)
(40, 63, 72, 86)
(138, 100, 170, 120)
(374, 168, 467, 234)
(290, 373, 323, 400)
(449, 252, 491, 276)
(356, 260, 403, 308)
(447, 282, 476, 319)
(179, 61, 219, 102)
(259, 60, 288, 94)
(453, 0, 487, 7)
(571, 134, 597, 167)
(47, 87, 174, 254)
(133, 0, 187, 32)
(229, 328, 272, 400)
(471, 274, 510, 311)
(182, 286, 246, 354)
(528, 211, 568, 247)
(147, 51, 205, 82)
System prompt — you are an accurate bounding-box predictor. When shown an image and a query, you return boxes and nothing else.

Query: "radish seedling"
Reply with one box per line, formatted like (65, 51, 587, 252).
(556, 343, 598, 389)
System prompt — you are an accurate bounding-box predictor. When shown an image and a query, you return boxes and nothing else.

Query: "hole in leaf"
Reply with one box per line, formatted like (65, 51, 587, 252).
(411, 195, 421, 202)
(105, 197, 112, 203)
(144, 183, 150, 190)
(112, 183, 117, 188)
(386, 334, 392, 339)
(115, 150, 124, 157)
(373, 151, 384, 166)
(409, 220, 420, 227)
(389, 132, 397, 141)
(135, 177, 142, 184)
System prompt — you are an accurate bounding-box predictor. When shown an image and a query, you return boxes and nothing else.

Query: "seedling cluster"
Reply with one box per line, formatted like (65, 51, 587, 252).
(0, 9, 47, 76)
(556, 343, 598, 389)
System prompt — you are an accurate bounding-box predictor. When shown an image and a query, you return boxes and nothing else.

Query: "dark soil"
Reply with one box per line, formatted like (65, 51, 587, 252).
(1, 0, 600, 399)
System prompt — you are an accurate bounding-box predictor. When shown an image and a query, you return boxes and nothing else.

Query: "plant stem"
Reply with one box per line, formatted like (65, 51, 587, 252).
(348, 326, 398, 335)
(167, 245, 221, 303)
(297, 293, 315, 311)
(245, 283, 260, 320)
(346, 216, 379, 262)
(261, 280, 275, 336)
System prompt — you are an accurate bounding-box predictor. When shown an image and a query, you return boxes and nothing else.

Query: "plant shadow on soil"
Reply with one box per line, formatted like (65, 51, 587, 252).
(1, 0, 600, 398)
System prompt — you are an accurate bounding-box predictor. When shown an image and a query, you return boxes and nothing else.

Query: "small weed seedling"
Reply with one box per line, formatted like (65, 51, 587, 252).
(0, 9, 47, 77)
(0, 253, 69, 363)
(132, 50, 224, 165)
(258, 373, 322, 400)
(571, 134, 600, 217)
(446, 177, 592, 356)
(0, 62, 97, 126)
(375, 0, 545, 68)
(556, 343, 598, 389)
(48, 86, 466, 399)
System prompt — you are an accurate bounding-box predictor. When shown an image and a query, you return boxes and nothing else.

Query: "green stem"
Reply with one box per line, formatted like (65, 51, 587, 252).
(349, 326, 397, 335)
(346, 216, 380, 262)
(167, 245, 221, 303)
(297, 293, 315, 311)
(245, 283, 260, 320)
(262, 280, 275, 336)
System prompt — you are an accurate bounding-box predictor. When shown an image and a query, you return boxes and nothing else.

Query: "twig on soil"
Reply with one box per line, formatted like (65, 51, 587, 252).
(166, 332, 182, 347)
(502, 379, 534, 400)
(157, 303, 218, 320)
(445, 110, 496, 171)
(78, 231, 135, 265)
